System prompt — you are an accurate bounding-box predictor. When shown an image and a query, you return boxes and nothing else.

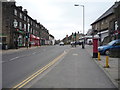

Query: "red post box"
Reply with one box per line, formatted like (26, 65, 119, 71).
(93, 38, 98, 58)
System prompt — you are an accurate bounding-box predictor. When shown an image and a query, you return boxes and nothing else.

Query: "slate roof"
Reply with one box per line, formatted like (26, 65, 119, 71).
(91, 2, 119, 25)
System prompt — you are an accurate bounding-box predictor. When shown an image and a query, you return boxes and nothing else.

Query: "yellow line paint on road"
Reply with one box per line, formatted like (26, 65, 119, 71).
(11, 50, 68, 90)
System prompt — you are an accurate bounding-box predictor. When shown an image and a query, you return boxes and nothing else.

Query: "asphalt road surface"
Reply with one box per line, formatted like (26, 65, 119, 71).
(2, 45, 117, 88)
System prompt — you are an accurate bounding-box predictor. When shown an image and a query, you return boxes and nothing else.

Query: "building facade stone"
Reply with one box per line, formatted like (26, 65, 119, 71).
(0, 1, 50, 49)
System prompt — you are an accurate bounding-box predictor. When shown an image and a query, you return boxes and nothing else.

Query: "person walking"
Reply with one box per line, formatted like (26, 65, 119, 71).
(26, 42, 29, 49)
(14, 40, 18, 49)
(29, 41, 31, 48)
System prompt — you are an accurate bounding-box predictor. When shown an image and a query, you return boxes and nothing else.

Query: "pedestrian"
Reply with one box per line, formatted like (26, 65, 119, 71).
(29, 42, 31, 48)
(82, 41, 84, 49)
(75, 41, 76, 47)
(14, 41, 18, 49)
(26, 42, 28, 49)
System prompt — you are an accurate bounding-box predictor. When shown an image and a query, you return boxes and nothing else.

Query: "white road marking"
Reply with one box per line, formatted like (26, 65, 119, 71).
(9, 57, 19, 61)
(32, 52, 37, 54)
(73, 54, 78, 56)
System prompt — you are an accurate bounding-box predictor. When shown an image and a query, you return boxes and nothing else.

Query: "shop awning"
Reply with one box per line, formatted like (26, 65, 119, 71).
(35, 37, 40, 40)
(30, 34, 36, 38)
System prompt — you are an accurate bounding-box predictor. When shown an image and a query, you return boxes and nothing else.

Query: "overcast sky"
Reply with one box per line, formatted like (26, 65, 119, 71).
(15, 0, 117, 40)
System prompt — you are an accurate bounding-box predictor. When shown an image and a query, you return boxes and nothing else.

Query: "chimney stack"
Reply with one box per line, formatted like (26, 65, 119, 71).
(17, 6, 22, 10)
(23, 9, 28, 14)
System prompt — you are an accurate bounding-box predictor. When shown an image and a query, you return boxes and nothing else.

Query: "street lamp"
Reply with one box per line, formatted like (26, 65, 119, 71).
(74, 4, 85, 35)
(74, 4, 85, 48)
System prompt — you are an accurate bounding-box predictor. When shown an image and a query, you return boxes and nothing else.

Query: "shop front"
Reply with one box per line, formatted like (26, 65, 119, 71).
(35, 36, 40, 46)
(30, 34, 36, 46)
(30, 34, 40, 46)
(40, 38, 45, 45)
(14, 30, 26, 48)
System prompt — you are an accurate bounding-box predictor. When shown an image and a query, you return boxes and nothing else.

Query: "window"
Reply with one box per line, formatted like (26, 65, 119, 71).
(105, 19, 108, 23)
(13, 19, 18, 28)
(33, 30, 35, 34)
(101, 21, 104, 25)
(31, 28, 33, 33)
(19, 22, 22, 30)
(14, 9, 17, 16)
(28, 23, 30, 32)
(95, 24, 98, 30)
(27, 18, 29, 23)
(20, 13, 22, 19)
(36, 24, 38, 28)
(24, 24, 26, 31)
(36, 31, 37, 35)
(24, 16, 26, 21)
(31, 21, 32, 25)
(115, 21, 118, 30)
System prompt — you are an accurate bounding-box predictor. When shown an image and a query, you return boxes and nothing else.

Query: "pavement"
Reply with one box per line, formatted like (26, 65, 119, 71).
(0, 46, 40, 54)
(85, 45, 119, 89)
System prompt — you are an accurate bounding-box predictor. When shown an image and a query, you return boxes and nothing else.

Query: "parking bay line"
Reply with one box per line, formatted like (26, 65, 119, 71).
(11, 50, 68, 89)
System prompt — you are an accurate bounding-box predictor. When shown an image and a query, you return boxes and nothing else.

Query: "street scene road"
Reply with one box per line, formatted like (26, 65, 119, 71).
(0, 0, 120, 90)
(2, 46, 69, 88)
(2, 45, 117, 88)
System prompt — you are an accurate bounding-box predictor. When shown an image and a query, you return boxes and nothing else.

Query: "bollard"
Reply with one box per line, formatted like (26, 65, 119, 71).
(104, 56, 110, 68)
(98, 52, 101, 61)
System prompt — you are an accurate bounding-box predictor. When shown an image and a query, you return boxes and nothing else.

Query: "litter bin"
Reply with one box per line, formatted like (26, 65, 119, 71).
(2, 44, 8, 50)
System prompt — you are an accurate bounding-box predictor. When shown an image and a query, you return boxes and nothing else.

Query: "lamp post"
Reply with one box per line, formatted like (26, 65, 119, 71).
(74, 4, 85, 48)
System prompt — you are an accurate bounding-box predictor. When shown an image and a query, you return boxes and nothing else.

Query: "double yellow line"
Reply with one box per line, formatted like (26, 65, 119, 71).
(11, 51, 67, 89)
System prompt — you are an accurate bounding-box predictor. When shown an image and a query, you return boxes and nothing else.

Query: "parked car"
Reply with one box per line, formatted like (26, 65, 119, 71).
(59, 42, 64, 46)
(98, 39, 120, 55)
